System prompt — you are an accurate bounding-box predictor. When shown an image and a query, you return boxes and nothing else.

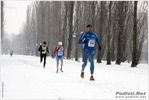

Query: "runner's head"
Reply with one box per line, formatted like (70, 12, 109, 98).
(43, 41, 47, 45)
(58, 42, 62, 46)
(86, 24, 93, 32)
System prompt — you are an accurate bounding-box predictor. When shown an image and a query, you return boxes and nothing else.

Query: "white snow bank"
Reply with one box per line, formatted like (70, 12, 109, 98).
(1, 55, 148, 99)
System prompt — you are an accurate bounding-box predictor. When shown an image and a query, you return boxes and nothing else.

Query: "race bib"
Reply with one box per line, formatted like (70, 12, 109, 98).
(42, 46, 46, 54)
(58, 48, 63, 56)
(42, 50, 46, 54)
(88, 40, 95, 47)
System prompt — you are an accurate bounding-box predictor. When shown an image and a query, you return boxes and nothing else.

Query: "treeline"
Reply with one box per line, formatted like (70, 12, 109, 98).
(1, 1, 4, 43)
(7, 1, 148, 66)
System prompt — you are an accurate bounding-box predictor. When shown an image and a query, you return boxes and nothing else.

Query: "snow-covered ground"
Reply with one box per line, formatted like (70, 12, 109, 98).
(1, 55, 148, 99)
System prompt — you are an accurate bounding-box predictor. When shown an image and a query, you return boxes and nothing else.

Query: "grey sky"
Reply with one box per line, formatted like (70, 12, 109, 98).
(3, 0, 146, 35)
(4, 1, 32, 34)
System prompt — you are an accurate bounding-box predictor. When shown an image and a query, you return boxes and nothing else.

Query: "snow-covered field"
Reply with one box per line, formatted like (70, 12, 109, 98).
(1, 55, 148, 99)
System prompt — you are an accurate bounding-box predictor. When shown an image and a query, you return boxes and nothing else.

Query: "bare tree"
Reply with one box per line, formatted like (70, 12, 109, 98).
(11, 1, 147, 65)
(116, 1, 124, 65)
(131, 1, 138, 67)
(136, 1, 148, 65)
(74, 1, 80, 61)
(97, 1, 108, 63)
(106, 1, 112, 65)
(67, 1, 75, 59)
(1, 1, 4, 42)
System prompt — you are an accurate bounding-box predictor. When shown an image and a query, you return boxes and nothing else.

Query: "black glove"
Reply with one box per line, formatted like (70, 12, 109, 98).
(83, 40, 86, 43)
(99, 45, 101, 50)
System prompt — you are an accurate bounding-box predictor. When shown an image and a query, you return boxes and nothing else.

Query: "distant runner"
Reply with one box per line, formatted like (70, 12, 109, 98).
(10, 50, 13, 57)
(54, 42, 65, 73)
(38, 41, 49, 68)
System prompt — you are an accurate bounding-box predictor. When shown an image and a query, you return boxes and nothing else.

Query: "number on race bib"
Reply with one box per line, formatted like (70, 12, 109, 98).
(88, 40, 95, 47)
(58, 48, 63, 56)
(58, 51, 62, 56)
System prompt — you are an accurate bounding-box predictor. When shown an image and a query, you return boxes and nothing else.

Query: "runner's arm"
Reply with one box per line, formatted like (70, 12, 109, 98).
(78, 33, 86, 44)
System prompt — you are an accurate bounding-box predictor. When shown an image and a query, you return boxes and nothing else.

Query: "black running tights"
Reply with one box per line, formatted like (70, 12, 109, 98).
(40, 54, 46, 66)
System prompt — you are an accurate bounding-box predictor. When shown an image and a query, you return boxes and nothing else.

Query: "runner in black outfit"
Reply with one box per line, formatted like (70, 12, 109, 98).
(38, 41, 49, 68)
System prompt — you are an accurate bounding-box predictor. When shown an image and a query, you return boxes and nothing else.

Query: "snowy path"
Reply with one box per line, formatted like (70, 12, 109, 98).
(1, 55, 148, 99)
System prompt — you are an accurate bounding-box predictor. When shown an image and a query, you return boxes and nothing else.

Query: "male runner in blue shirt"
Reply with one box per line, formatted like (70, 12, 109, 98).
(78, 24, 101, 81)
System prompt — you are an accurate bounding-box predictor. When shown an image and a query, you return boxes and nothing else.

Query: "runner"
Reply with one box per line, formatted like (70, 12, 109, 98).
(38, 41, 49, 68)
(54, 42, 65, 73)
(78, 24, 101, 81)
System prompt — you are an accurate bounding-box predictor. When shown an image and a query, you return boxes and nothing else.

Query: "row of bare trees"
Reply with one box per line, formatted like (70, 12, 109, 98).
(1, 1, 4, 43)
(3, 1, 148, 67)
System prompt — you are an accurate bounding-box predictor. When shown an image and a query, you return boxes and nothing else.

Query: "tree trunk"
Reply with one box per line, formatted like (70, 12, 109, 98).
(1, 1, 4, 43)
(107, 1, 112, 65)
(75, 2, 80, 61)
(67, 1, 74, 59)
(97, 1, 105, 63)
(116, 1, 123, 65)
(41, 1, 44, 41)
(131, 1, 138, 67)
(62, 1, 68, 51)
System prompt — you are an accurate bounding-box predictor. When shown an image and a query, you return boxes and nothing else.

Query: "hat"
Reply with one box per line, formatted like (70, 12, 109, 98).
(43, 41, 47, 45)
(86, 24, 92, 28)
(58, 41, 62, 45)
